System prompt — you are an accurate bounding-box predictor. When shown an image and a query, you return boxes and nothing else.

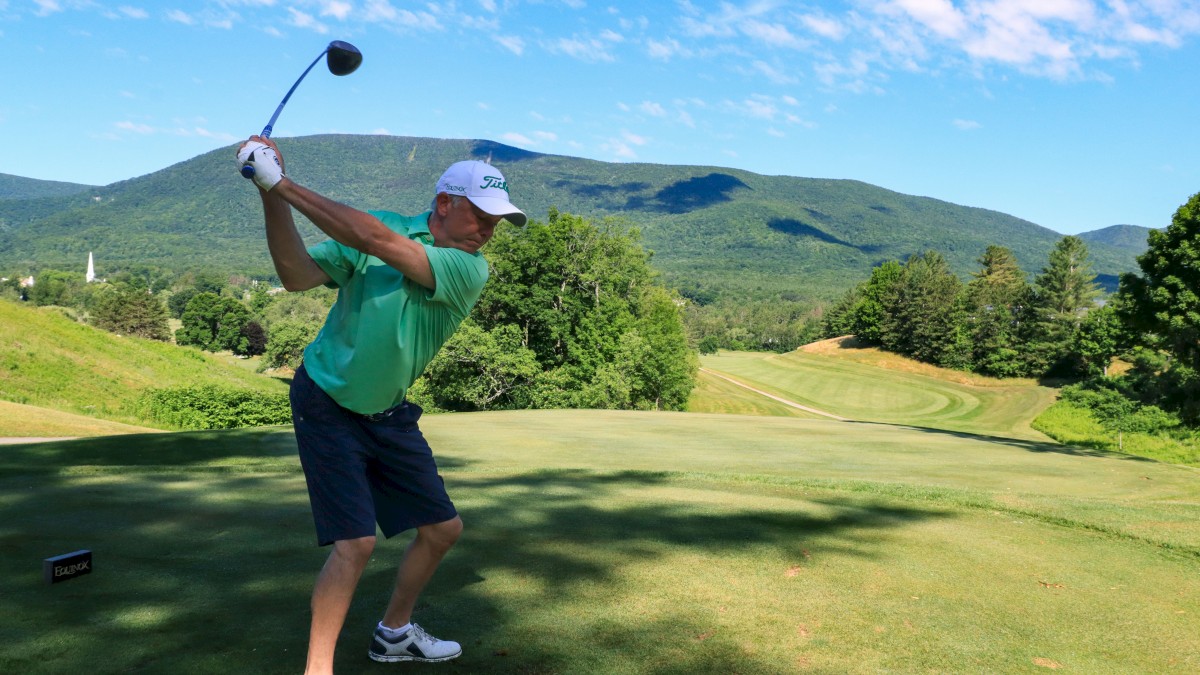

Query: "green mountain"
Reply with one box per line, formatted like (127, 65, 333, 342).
(0, 173, 97, 200)
(1078, 224, 1156, 255)
(0, 135, 1147, 300)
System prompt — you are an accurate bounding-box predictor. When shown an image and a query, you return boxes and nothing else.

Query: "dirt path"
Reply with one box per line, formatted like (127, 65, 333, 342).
(700, 368, 850, 421)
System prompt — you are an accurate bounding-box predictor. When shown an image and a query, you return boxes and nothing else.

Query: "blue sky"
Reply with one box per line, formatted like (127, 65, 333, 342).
(2, 0, 1199, 235)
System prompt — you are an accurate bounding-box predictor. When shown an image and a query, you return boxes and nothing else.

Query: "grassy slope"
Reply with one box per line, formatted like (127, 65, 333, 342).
(0, 299, 288, 427)
(691, 340, 1057, 442)
(0, 400, 156, 437)
(1, 415, 1196, 673)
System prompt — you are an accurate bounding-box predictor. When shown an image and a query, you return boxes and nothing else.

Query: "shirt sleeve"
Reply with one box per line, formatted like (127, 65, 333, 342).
(307, 239, 362, 289)
(424, 245, 490, 318)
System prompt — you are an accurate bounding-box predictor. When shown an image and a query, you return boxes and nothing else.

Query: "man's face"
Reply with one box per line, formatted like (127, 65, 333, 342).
(437, 194, 503, 253)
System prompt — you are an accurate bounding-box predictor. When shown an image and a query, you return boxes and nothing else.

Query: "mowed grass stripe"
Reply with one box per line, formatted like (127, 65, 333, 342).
(701, 350, 1057, 440)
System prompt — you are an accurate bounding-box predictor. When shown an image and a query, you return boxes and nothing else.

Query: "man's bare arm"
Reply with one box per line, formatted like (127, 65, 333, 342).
(271, 178, 436, 291)
(260, 190, 331, 292)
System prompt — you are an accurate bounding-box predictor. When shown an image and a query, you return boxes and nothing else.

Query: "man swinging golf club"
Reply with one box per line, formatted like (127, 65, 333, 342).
(237, 136, 526, 673)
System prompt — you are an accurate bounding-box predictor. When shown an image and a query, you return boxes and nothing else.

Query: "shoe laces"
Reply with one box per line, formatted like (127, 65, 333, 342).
(409, 623, 437, 644)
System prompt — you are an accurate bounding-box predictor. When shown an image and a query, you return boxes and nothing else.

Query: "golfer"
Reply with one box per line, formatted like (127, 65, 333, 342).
(237, 136, 526, 673)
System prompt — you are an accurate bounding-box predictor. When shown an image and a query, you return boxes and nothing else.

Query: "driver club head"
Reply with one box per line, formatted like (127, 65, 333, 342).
(326, 40, 363, 76)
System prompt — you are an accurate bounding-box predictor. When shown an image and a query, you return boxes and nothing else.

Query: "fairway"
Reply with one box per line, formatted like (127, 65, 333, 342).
(695, 349, 1057, 441)
(2, 411, 1197, 674)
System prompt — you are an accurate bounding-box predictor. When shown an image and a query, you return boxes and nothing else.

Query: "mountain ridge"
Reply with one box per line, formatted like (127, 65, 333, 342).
(0, 135, 1154, 301)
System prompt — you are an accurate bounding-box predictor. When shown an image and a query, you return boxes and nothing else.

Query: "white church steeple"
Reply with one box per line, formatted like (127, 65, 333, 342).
(86, 252, 95, 283)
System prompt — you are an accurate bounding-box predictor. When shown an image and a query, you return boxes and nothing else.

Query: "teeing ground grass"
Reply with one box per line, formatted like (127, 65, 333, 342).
(2, 410, 1197, 673)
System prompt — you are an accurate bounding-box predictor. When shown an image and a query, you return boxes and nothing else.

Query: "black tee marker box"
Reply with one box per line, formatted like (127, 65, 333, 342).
(44, 550, 92, 584)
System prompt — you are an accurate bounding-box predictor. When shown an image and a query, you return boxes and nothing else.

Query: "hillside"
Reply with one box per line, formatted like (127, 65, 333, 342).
(1078, 223, 1156, 254)
(0, 135, 1147, 300)
(0, 173, 96, 200)
(0, 298, 288, 427)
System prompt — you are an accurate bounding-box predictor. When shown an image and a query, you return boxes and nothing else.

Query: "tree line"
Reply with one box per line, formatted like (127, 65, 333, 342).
(821, 190, 1200, 431)
(2, 209, 697, 414)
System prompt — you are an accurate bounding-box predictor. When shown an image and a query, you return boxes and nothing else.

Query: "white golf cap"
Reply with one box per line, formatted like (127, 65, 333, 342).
(435, 160, 527, 226)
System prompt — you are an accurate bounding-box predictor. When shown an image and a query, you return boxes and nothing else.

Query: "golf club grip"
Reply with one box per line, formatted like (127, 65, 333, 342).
(240, 124, 274, 179)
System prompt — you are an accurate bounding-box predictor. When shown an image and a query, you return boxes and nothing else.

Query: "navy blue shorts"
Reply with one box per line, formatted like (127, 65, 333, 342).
(290, 364, 457, 547)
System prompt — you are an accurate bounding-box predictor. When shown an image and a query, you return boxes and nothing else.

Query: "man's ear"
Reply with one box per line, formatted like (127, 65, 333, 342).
(434, 192, 452, 216)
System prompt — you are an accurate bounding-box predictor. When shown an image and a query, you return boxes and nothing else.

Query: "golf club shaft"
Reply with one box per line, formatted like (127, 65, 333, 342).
(260, 48, 330, 139)
(241, 47, 329, 179)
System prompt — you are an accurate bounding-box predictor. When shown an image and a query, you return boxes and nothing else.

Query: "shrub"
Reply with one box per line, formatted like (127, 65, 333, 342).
(136, 385, 291, 430)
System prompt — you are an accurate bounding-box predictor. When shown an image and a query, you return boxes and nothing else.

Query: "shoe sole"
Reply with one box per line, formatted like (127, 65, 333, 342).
(368, 650, 462, 663)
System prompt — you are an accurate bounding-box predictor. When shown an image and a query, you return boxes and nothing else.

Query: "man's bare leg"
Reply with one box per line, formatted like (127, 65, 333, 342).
(381, 516, 463, 627)
(305, 536, 376, 675)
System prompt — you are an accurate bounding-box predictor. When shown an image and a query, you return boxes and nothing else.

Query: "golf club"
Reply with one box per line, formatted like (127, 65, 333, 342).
(241, 40, 363, 180)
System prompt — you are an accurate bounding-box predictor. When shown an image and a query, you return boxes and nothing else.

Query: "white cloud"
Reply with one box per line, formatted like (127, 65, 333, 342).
(118, 6, 148, 19)
(639, 101, 667, 117)
(497, 36, 525, 55)
(678, 110, 696, 128)
(751, 60, 798, 85)
(647, 38, 689, 60)
(740, 19, 807, 49)
(186, 127, 239, 142)
(622, 130, 647, 145)
(502, 132, 534, 145)
(321, 1, 353, 21)
(115, 121, 155, 134)
(801, 13, 847, 40)
(480, 0, 497, 11)
(288, 7, 329, 34)
(166, 9, 194, 25)
(547, 36, 616, 62)
(534, 131, 558, 142)
(363, 0, 441, 30)
(32, 0, 60, 17)
(600, 29, 624, 42)
(953, 118, 981, 130)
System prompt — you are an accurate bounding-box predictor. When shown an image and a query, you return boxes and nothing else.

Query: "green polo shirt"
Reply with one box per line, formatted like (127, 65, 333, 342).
(301, 210, 489, 414)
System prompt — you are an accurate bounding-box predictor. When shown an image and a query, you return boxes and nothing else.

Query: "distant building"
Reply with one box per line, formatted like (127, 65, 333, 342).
(19, 276, 34, 288)
(86, 252, 96, 283)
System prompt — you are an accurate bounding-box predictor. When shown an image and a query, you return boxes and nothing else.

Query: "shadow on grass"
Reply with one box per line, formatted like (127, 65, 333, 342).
(0, 433, 948, 674)
(866, 421, 1159, 463)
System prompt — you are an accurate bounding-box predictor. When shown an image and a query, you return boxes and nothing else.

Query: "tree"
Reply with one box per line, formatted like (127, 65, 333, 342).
(239, 320, 267, 357)
(262, 319, 320, 369)
(421, 321, 541, 411)
(462, 209, 697, 411)
(27, 270, 86, 308)
(879, 251, 968, 367)
(176, 292, 252, 353)
(853, 260, 904, 345)
(965, 246, 1033, 377)
(1028, 236, 1100, 374)
(89, 284, 171, 341)
(1116, 191, 1200, 423)
(1073, 304, 1126, 376)
(1118, 191, 1200, 373)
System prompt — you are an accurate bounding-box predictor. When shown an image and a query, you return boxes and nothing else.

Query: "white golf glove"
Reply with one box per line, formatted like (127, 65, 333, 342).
(237, 141, 286, 191)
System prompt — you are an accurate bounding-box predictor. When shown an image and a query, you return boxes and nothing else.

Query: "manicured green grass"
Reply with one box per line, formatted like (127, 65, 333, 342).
(696, 349, 1057, 441)
(0, 299, 288, 427)
(2, 412, 1197, 673)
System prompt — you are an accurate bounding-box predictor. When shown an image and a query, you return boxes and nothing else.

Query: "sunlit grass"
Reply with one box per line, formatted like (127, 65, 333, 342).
(3, 412, 1196, 673)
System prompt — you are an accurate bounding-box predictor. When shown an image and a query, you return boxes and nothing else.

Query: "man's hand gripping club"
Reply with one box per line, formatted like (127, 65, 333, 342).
(237, 136, 286, 191)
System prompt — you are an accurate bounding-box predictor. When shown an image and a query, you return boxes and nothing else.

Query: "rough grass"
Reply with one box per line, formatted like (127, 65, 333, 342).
(1034, 400, 1200, 466)
(0, 400, 158, 438)
(2, 412, 1197, 674)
